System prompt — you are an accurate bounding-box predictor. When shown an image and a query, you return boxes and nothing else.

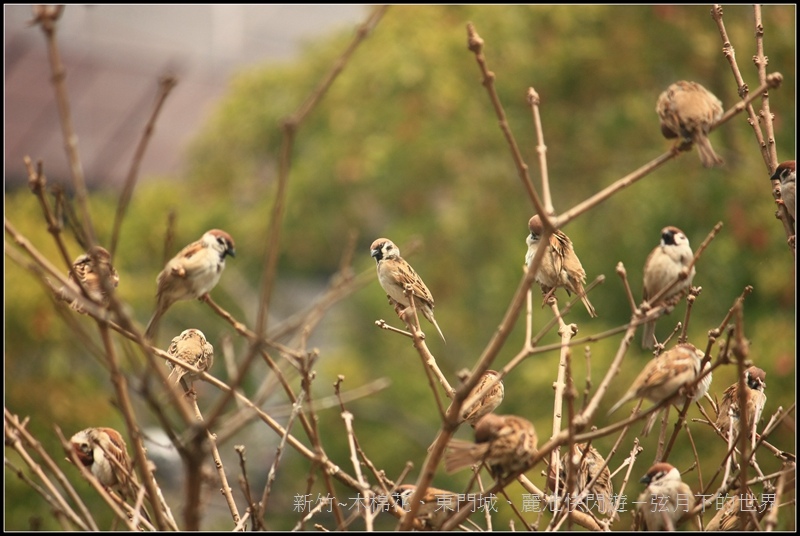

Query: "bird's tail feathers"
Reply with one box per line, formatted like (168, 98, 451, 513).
(444, 439, 485, 473)
(695, 136, 724, 168)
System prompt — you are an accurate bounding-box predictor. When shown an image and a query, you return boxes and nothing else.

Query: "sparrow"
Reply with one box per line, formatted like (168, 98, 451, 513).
(166, 328, 214, 393)
(635, 462, 696, 531)
(715, 366, 767, 448)
(525, 215, 597, 318)
(69, 427, 136, 500)
(608, 343, 711, 427)
(643, 356, 712, 437)
(547, 442, 615, 516)
(145, 229, 235, 341)
(641, 226, 696, 349)
(444, 413, 538, 482)
(770, 160, 796, 222)
(61, 246, 120, 313)
(459, 370, 505, 426)
(428, 370, 505, 452)
(656, 80, 724, 168)
(705, 490, 765, 531)
(391, 484, 459, 530)
(370, 238, 445, 342)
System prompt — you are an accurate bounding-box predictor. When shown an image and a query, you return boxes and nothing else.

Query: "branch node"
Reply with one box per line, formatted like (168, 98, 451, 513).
(466, 23, 484, 53)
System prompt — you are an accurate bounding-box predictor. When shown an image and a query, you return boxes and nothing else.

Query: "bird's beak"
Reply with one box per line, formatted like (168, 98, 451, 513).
(370, 248, 380, 259)
(227, 248, 236, 258)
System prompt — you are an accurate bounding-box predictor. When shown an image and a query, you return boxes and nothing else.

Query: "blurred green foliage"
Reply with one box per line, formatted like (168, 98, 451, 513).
(5, 5, 795, 531)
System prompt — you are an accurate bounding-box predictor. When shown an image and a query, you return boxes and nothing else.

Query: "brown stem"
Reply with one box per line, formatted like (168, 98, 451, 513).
(4, 412, 97, 530)
(32, 5, 96, 246)
(255, 6, 388, 337)
(110, 75, 177, 258)
(466, 23, 545, 216)
(710, 4, 770, 165)
(527, 87, 554, 215)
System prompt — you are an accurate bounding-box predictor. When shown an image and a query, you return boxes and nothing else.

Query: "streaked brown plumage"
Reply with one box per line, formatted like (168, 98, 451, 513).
(609, 343, 709, 414)
(770, 160, 796, 222)
(525, 215, 596, 318)
(391, 484, 459, 530)
(641, 226, 695, 349)
(445, 413, 537, 481)
(547, 443, 615, 516)
(635, 463, 696, 531)
(608, 343, 711, 435)
(715, 366, 767, 448)
(70, 427, 136, 500)
(705, 490, 766, 531)
(166, 328, 214, 392)
(145, 229, 235, 341)
(428, 370, 505, 452)
(656, 80, 724, 168)
(62, 246, 119, 313)
(370, 238, 445, 342)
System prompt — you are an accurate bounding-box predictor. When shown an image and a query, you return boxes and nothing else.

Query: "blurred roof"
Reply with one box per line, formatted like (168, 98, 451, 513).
(4, 4, 366, 188)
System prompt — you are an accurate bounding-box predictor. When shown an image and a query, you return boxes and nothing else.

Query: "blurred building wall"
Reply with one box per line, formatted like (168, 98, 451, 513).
(4, 5, 365, 188)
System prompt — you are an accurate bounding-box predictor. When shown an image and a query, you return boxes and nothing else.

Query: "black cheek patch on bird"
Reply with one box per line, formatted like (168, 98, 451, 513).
(74, 445, 93, 466)
(661, 123, 678, 139)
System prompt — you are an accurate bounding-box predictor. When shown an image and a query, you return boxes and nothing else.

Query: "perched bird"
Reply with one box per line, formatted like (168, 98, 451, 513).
(444, 413, 538, 481)
(635, 462, 696, 531)
(705, 490, 765, 531)
(641, 226, 696, 349)
(69, 427, 136, 500)
(770, 160, 796, 221)
(656, 80, 724, 168)
(428, 370, 505, 452)
(458, 370, 505, 426)
(525, 215, 597, 318)
(370, 238, 445, 342)
(391, 484, 459, 530)
(715, 366, 767, 448)
(145, 229, 235, 341)
(166, 328, 214, 393)
(62, 246, 119, 313)
(608, 343, 711, 435)
(547, 443, 615, 516)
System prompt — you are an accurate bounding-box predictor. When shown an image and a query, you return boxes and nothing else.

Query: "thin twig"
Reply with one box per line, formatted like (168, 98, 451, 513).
(466, 23, 545, 215)
(259, 392, 305, 527)
(96, 323, 168, 530)
(4, 412, 96, 530)
(186, 393, 241, 529)
(341, 410, 375, 531)
(255, 5, 388, 337)
(526, 87, 553, 215)
(710, 4, 770, 166)
(616, 262, 638, 314)
(31, 5, 96, 246)
(110, 75, 178, 258)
